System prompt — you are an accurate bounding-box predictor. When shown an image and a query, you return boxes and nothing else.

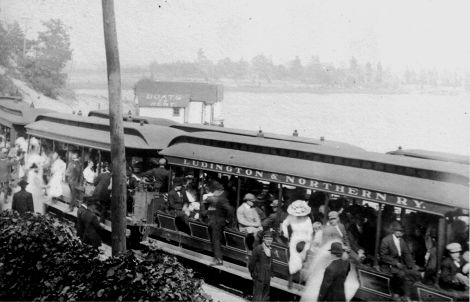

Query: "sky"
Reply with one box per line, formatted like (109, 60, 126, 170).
(1, 0, 470, 72)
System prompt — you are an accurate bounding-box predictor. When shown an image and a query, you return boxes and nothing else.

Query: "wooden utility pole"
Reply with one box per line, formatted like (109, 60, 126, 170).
(102, 0, 127, 255)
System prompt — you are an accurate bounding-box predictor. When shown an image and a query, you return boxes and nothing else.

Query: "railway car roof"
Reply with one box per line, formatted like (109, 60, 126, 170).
(88, 110, 364, 150)
(0, 97, 53, 126)
(26, 113, 184, 150)
(160, 143, 469, 213)
(387, 149, 470, 165)
(171, 131, 469, 178)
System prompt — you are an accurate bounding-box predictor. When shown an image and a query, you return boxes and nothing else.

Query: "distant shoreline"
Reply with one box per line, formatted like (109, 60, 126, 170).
(69, 82, 468, 96)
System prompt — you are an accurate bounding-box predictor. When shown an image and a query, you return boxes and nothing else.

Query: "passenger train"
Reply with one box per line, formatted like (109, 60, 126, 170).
(1, 97, 468, 301)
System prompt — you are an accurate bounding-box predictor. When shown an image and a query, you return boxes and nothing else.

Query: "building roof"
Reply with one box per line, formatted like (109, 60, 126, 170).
(134, 79, 223, 107)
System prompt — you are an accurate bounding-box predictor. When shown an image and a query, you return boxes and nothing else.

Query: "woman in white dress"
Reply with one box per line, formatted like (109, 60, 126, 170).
(47, 151, 66, 199)
(26, 164, 46, 214)
(281, 200, 314, 288)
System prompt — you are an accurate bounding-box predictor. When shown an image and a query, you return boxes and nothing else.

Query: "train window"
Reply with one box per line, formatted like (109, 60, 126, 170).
(385, 164, 395, 172)
(288, 150, 297, 158)
(172, 108, 180, 117)
(333, 157, 343, 164)
(324, 156, 332, 163)
(417, 169, 428, 178)
(361, 161, 372, 169)
(374, 162, 384, 171)
(240, 144, 247, 151)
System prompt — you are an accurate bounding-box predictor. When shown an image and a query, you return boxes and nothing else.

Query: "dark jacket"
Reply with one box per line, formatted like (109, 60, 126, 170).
(76, 204, 87, 239)
(249, 244, 272, 281)
(439, 257, 466, 290)
(92, 172, 111, 202)
(12, 190, 34, 214)
(80, 208, 103, 248)
(379, 234, 414, 271)
(168, 189, 185, 212)
(318, 258, 351, 302)
(347, 224, 366, 253)
(141, 167, 169, 192)
(207, 195, 234, 227)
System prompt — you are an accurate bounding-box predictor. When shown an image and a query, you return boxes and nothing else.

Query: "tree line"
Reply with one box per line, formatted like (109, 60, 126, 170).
(149, 49, 470, 92)
(0, 19, 72, 98)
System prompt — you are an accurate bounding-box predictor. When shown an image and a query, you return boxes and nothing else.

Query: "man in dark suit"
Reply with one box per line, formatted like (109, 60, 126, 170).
(11, 179, 34, 214)
(207, 188, 234, 266)
(318, 242, 350, 302)
(76, 200, 88, 240)
(79, 200, 103, 248)
(249, 231, 273, 302)
(167, 177, 185, 214)
(140, 158, 170, 193)
(92, 163, 112, 222)
(380, 221, 421, 301)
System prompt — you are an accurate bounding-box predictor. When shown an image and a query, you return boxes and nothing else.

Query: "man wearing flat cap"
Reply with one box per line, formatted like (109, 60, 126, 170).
(237, 193, 263, 234)
(440, 242, 469, 291)
(12, 179, 34, 214)
(322, 211, 350, 248)
(318, 242, 350, 302)
(249, 230, 273, 301)
(380, 221, 420, 301)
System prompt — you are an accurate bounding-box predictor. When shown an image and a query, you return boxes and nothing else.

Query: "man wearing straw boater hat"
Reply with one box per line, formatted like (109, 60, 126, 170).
(249, 230, 273, 301)
(318, 242, 350, 302)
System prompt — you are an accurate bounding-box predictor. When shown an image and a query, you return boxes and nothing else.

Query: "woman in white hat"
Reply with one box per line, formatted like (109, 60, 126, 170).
(281, 200, 313, 288)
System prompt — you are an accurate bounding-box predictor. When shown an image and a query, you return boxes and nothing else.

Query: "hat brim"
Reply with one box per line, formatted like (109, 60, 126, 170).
(287, 208, 311, 216)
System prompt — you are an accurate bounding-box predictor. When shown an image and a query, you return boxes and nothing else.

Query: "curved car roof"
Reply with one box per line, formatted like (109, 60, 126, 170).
(388, 149, 470, 165)
(88, 110, 363, 151)
(26, 113, 185, 151)
(0, 97, 53, 127)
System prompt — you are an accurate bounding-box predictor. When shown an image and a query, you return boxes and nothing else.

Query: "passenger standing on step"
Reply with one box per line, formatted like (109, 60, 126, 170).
(281, 200, 313, 288)
(249, 230, 273, 302)
(318, 242, 351, 302)
(206, 182, 234, 266)
(65, 152, 82, 212)
(47, 151, 66, 200)
(92, 162, 112, 222)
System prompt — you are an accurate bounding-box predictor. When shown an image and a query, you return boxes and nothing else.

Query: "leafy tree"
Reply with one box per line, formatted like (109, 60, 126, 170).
(0, 210, 211, 301)
(0, 21, 25, 67)
(288, 56, 304, 80)
(23, 19, 72, 98)
(251, 54, 273, 82)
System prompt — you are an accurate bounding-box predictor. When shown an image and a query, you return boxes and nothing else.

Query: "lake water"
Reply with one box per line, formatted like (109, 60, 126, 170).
(222, 92, 470, 156)
(75, 89, 470, 156)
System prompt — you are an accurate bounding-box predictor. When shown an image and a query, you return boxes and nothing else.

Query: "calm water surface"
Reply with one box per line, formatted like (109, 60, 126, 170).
(222, 92, 470, 156)
(75, 89, 470, 156)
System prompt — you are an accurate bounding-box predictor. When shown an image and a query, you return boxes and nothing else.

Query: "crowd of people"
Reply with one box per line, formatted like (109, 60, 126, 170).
(2, 137, 468, 301)
(149, 165, 469, 302)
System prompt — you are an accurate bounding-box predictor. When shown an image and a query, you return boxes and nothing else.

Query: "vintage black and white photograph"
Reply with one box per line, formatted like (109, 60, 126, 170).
(0, 0, 469, 301)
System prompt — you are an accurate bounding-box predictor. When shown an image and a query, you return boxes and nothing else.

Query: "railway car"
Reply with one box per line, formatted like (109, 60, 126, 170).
(0, 96, 52, 146)
(20, 111, 469, 301)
